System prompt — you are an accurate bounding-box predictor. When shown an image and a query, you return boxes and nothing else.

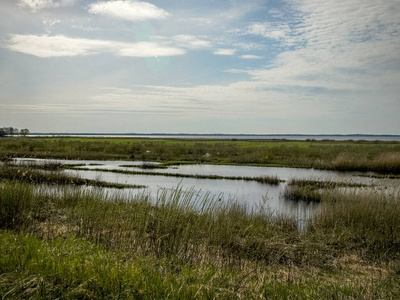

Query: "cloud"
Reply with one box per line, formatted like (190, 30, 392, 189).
(240, 0, 400, 94)
(213, 48, 236, 56)
(246, 23, 291, 41)
(170, 35, 211, 49)
(117, 42, 185, 57)
(43, 19, 60, 34)
(240, 55, 263, 59)
(88, 0, 169, 21)
(18, 0, 57, 11)
(18, 0, 75, 12)
(152, 35, 211, 50)
(5, 34, 185, 58)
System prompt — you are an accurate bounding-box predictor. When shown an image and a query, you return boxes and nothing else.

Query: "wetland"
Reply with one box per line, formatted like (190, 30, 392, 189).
(1, 137, 400, 299)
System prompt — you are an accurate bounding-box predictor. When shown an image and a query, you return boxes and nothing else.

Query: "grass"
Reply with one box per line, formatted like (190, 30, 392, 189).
(0, 162, 400, 298)
(282, 179, 369, 203)
(1, 136, 400, 173)
(0, 164, 144, 189)
(71, 166, 282, 185)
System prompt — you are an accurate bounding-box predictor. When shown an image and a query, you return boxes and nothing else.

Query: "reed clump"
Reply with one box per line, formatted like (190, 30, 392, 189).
(329, 151, 400, 173)
(283, 179, 367, 203)
(0, 164, 142, 189)
(1, 166, 400, 298)
(72, 166, 282, 185)
(308, 189, 400, 261)
(283, 185, 322, 203)
(1, 137, 400, 173)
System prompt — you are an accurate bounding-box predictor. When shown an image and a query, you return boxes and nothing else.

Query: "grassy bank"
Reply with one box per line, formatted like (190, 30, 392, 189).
(282, 179, 369, 203)
(1, 165, 400, 298)
(1, 137, 400, 173)
(73, 166, 282, 185)
(0, 164, 143, 189)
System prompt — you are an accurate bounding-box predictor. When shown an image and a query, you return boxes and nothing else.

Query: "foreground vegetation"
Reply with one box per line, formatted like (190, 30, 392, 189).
(1, 136, 400, 173)
(1, 164, 400, 298)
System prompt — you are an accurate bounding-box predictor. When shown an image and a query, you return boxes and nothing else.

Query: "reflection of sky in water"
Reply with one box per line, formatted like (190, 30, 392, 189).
(13, 158, 394, 226)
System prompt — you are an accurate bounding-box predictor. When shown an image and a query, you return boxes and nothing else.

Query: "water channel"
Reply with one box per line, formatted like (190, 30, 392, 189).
(13, 158, 396, 228)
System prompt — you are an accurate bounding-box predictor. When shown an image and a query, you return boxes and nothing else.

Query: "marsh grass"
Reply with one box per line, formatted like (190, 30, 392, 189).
(1, 166, 400, 298)
(309, 189, 400, 261)
(330, 152, 400, 173)
(1, 137, 400, 173)
(283, 185, 323, 203)
(0, 164, 143, 189)
(72, 167, 282, 185)
(283, 179, 368, 203)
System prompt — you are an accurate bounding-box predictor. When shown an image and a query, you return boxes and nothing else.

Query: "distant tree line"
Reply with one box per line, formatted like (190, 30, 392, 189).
(0, 127, 30, 137)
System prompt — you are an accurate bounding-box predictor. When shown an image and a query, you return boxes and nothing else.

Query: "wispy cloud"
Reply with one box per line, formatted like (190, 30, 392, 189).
(5, 34, 185, 57)
(240, 55, 263, 59)
(246, 23, 291, 41)
(170, 35, 211, 49)
(241, 0, 400, 93)
(213, 48, 236, 56)
(153, 35, 212, 50)
(88, 0, 169, 21)
(18, 0, 57, 11)
(43, 19, 60, 34)
(18, 0, 75, 12)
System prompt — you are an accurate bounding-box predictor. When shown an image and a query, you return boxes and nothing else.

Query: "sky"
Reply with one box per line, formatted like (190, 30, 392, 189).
(0, 0, 400, 134)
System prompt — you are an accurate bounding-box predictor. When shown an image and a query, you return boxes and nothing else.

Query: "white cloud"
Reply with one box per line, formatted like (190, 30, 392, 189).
(246, 23, 291, 41)
(240, 55, 263, 59)
(152, 35, 211, 50)
(241, 0, 400, 94)
(170, 35, 211, 49)
(18, 0, 57, 12)
(117, 42, 185, 57)
(43, 19, 60, 34)
(18, 0, 75, 12)
(88, 0, 169, 21)
(5, 34, 185, 58)
(214, 48, 236, 56)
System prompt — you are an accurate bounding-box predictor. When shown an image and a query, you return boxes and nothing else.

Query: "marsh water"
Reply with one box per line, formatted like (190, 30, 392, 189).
(13, 158, 395, 228)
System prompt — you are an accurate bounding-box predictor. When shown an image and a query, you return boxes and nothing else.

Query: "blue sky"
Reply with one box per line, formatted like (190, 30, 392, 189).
(0, 0, 399, 134)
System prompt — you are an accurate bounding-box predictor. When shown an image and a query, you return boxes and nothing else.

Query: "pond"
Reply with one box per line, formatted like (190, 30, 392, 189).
(13, 158, 394, 228)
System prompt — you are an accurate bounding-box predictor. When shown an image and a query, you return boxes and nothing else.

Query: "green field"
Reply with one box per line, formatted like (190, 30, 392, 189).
(0, 167, 400, 299)
(1, 136, 400, 173)
(1, 137, 400, 298)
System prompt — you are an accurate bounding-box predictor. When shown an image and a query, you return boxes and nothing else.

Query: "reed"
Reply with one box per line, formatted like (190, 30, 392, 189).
(0, 164, 143, 189)
(1, 167, 400, 298)
(1, 137, 400, 173)
(308, 189, 400, 261)
(72, 166, 282, 185)
(282, 179, 367, 203)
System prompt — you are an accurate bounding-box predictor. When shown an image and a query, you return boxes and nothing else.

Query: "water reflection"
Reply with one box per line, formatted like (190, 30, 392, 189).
(12, 158, 394, 226)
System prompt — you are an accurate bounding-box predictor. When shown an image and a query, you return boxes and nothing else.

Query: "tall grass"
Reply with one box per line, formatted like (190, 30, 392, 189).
(1, 165, 400, 298)
(330, 152, 400, 173)
(0, 181, 297, 265)
(1, 137, 400, 173)
(308, 189, 400, 261)
(282, 179, 368, 203)
(0, 164, 142, 189)
(72, 166, 282, 185)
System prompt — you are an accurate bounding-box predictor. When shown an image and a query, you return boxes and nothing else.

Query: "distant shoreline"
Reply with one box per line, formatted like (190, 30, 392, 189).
(28, 133, 400, 141)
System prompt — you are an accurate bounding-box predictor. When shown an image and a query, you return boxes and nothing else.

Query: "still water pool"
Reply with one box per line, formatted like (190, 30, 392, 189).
(14, 158, 393, 228)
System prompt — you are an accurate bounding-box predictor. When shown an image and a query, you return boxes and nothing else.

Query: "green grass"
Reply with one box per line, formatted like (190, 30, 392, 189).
(71, 166, 282, 185)
(0, 164, 143, 189)
(282, 179, 369, 203)
(1, 137, 400, 173)
(0, 162, 400, 298)
(1, 231, 399, 299)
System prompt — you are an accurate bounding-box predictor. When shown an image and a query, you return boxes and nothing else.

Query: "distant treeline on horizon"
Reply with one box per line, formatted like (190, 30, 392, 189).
(28, 133, 400, 141)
